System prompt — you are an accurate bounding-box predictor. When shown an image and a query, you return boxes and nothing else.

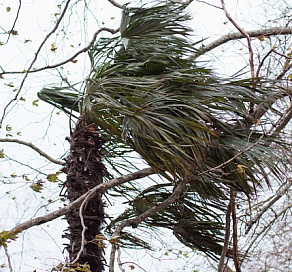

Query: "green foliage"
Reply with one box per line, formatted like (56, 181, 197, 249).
(38, 2, 291, 259)
(86, 3, 287, 196)
(0, 230, 17, 248)
(37, 86, 81, 117)
(46, 171, 61, 182)
(30, 181, 43, 193)
(32, 99, 39, 106)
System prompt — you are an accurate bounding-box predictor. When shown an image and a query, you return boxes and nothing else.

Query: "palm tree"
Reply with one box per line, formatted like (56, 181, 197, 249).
(38, 3, 290, 271)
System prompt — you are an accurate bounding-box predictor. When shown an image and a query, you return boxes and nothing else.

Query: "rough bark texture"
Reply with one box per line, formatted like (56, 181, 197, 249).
(62, 116, 108, 271)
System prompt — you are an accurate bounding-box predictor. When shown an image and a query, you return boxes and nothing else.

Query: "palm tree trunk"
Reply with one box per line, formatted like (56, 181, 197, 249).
(62, 116, 108, 271)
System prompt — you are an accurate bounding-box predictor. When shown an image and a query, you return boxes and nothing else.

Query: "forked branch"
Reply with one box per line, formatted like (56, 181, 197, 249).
(6, 167, 155, 236)
(109, 180, 187, 272)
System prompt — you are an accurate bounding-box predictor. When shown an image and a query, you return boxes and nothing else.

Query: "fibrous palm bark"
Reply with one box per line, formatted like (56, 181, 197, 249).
(62, 116, 108, 271)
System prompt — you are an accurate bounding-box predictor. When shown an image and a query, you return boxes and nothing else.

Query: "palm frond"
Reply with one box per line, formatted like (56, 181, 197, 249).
(86, 3, 288, 198)
(38, 85, 81, 116)
(38, 2, 291, 259)
(106, 181, 227, 259)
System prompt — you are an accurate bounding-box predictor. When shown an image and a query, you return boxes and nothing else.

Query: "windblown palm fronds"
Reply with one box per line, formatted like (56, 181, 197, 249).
(86, 4, 284, 194)
(38, 2, 290, 262)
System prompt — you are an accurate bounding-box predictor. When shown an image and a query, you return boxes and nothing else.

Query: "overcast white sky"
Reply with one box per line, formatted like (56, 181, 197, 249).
(0, 0, 290, 271)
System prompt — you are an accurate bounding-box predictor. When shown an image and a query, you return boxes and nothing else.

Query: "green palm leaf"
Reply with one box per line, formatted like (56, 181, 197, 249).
(38, 2, 291, 259)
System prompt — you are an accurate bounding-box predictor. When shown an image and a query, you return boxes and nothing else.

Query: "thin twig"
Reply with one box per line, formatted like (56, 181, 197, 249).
(243, 201, 292, 260)
(5, 0, 22, 45)
(0, 27, 119, 77)
(109, 180, 187, 272)
(117, 247, 125, 272)
(195, 0, 222, 9)
(4, 246, 13, 272)
(0, 138, 64, 165)
(276, 62, 292, 79)
(218, 200, 232, 272)
(199, 101, 292, 176)
(230, 190, 241, 272)
(220, 0, 255, 77)
(256, 48, 274, 78)
(245, 178, 292, 234)
(220, 0, 255, 113)
(7, 167, 155, 235)
(0, 0, 72, 126)
(107, 0, 123, 9)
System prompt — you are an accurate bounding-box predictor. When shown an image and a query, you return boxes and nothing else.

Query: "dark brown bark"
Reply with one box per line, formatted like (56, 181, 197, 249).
(62, 116, 108, 271)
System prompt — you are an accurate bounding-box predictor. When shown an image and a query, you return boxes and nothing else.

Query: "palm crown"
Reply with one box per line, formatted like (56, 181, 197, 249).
(38, 3, 289, 259)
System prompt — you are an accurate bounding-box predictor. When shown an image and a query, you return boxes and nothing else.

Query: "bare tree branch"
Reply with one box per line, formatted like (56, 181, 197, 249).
(194, 27, 292, 58)
(0, 0, 72, 126)
(218, 199, 231, 272)
(0, 138, 64, 165)
(194, 0, 221, 9)
(4, 246, 13, 272)
(4, 0, 22, 45)
(230, 190, 241, 272)
(256, 48, 274, 78)
(220, 0, 255, 79)
(0, 27, 119, 77)
(245, 178, 292, 234)
(247, 86, 292, 127)
(220, 0, 257, 114)
(107, 0, 123, 9)
(6, 167, 155, 236)
(243, 201, 292, 260)
(273, 102, 292, 133)
(109, 179, 187, 272)
(276, 62, 292, 79)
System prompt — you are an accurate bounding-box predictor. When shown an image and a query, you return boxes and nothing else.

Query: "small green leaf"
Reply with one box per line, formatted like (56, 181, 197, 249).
(5, 82, 14, 88)
(22, 174, 30, 181)
(50, 43, 57, 52)
(6, 125, 12, 131)
(47, 171, 61, 182)
(183, 252, 189, 258)
(30, 183, 43, 193)
(32, 99, 39, 106)
(6, 7, 11, 12)
(19, 97, 26, 101)
(0, 230, 17, 247)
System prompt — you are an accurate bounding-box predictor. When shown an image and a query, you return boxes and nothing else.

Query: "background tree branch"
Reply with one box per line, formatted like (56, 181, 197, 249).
(0, 0, 72, 125)
(0, 138, 64, 165)
(194, 27, 292, 58)
(109, 179, 188, 272)
(6, 167, 155, 236)
(246, 178, 292, 234)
